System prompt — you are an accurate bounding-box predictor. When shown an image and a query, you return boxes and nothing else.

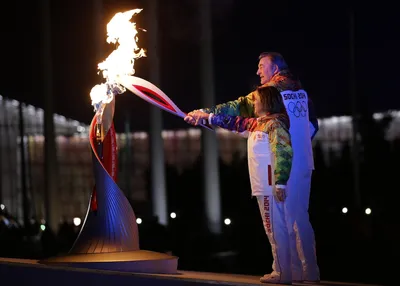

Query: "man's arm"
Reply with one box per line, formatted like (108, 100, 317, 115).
(201, 92, 256, 117)
(267, 121, 293, 187)
(308, 98, 319, 140)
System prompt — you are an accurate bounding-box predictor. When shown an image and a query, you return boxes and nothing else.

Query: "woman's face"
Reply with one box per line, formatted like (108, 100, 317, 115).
(253, 91, 264, 116)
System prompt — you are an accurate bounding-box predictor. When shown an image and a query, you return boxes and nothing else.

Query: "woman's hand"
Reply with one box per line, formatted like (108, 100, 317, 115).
(184, 110, 209, 126)
(274, 187, 287, 202)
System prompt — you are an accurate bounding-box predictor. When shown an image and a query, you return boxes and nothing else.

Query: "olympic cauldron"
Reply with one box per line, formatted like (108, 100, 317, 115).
(39, 95, 178, 274)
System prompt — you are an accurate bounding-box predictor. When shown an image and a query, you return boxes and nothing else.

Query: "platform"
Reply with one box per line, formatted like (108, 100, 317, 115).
(0, 257, 382, 286)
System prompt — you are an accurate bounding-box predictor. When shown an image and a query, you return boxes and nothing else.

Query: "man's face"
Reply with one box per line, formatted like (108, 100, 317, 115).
(256, 56, 278, 85)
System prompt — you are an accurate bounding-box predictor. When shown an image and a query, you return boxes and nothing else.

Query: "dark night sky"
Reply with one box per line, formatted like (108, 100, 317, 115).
(0, 0, 399, 132)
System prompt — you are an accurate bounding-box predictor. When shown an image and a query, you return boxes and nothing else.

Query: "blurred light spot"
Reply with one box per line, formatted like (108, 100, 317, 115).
(136, 218, 142, 224)
(73, 217, 82, 226)
(40, 224, 46, 231)
(365, 208, 371, 215)
(342, 207, 348, 214)
(224, 218, 231, 225)
(170, 212, 176, 219)
(4, 218, 9, 226)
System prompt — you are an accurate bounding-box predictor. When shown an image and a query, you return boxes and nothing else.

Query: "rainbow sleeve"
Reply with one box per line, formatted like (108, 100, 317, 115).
(202, 92, 255, 117)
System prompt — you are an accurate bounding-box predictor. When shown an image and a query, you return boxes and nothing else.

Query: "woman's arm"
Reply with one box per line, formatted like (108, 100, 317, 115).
(267, 121, 293, 187)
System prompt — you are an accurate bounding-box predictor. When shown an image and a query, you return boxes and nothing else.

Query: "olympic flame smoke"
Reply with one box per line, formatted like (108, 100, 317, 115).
(89, 9, 146, 114)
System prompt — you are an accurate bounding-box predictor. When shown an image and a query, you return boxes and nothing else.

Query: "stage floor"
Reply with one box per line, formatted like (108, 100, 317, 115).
(0, 257, 382, 286)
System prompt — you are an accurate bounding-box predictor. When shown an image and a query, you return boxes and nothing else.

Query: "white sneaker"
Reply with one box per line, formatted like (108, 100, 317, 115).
(260, 273, 291, 285)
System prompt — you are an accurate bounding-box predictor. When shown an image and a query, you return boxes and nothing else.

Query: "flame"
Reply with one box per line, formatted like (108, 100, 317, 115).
(90, 9, 146, 110)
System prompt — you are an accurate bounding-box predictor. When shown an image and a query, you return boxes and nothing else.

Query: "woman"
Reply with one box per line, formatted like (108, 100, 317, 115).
(186, 86, 293, 284)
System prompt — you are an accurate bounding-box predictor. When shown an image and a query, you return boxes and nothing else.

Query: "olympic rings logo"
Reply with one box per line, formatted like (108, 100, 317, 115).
(287, 101, 308, 117)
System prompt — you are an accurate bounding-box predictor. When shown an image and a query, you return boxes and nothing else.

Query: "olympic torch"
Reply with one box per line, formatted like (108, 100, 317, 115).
(89, 8, 211, 132)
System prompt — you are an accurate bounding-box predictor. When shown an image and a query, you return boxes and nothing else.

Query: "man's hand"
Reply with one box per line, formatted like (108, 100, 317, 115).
(184, 110, 209, 126)
(273, 187, 286, 202)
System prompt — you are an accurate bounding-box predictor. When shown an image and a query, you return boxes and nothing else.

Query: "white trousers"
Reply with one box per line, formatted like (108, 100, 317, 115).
(286, 168, 319, 281)
(256, 195, 291, 281)
(257, 169, 319, 281)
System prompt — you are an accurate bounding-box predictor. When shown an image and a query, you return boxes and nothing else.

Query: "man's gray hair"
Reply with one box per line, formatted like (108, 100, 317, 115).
(259, 52, 288, 70)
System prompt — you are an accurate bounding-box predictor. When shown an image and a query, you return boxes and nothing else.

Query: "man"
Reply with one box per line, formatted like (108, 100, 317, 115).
(186, 52, 319, 283)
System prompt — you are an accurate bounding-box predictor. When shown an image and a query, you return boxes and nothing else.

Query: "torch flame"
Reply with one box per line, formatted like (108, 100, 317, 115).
(90, 9, 146, 110)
